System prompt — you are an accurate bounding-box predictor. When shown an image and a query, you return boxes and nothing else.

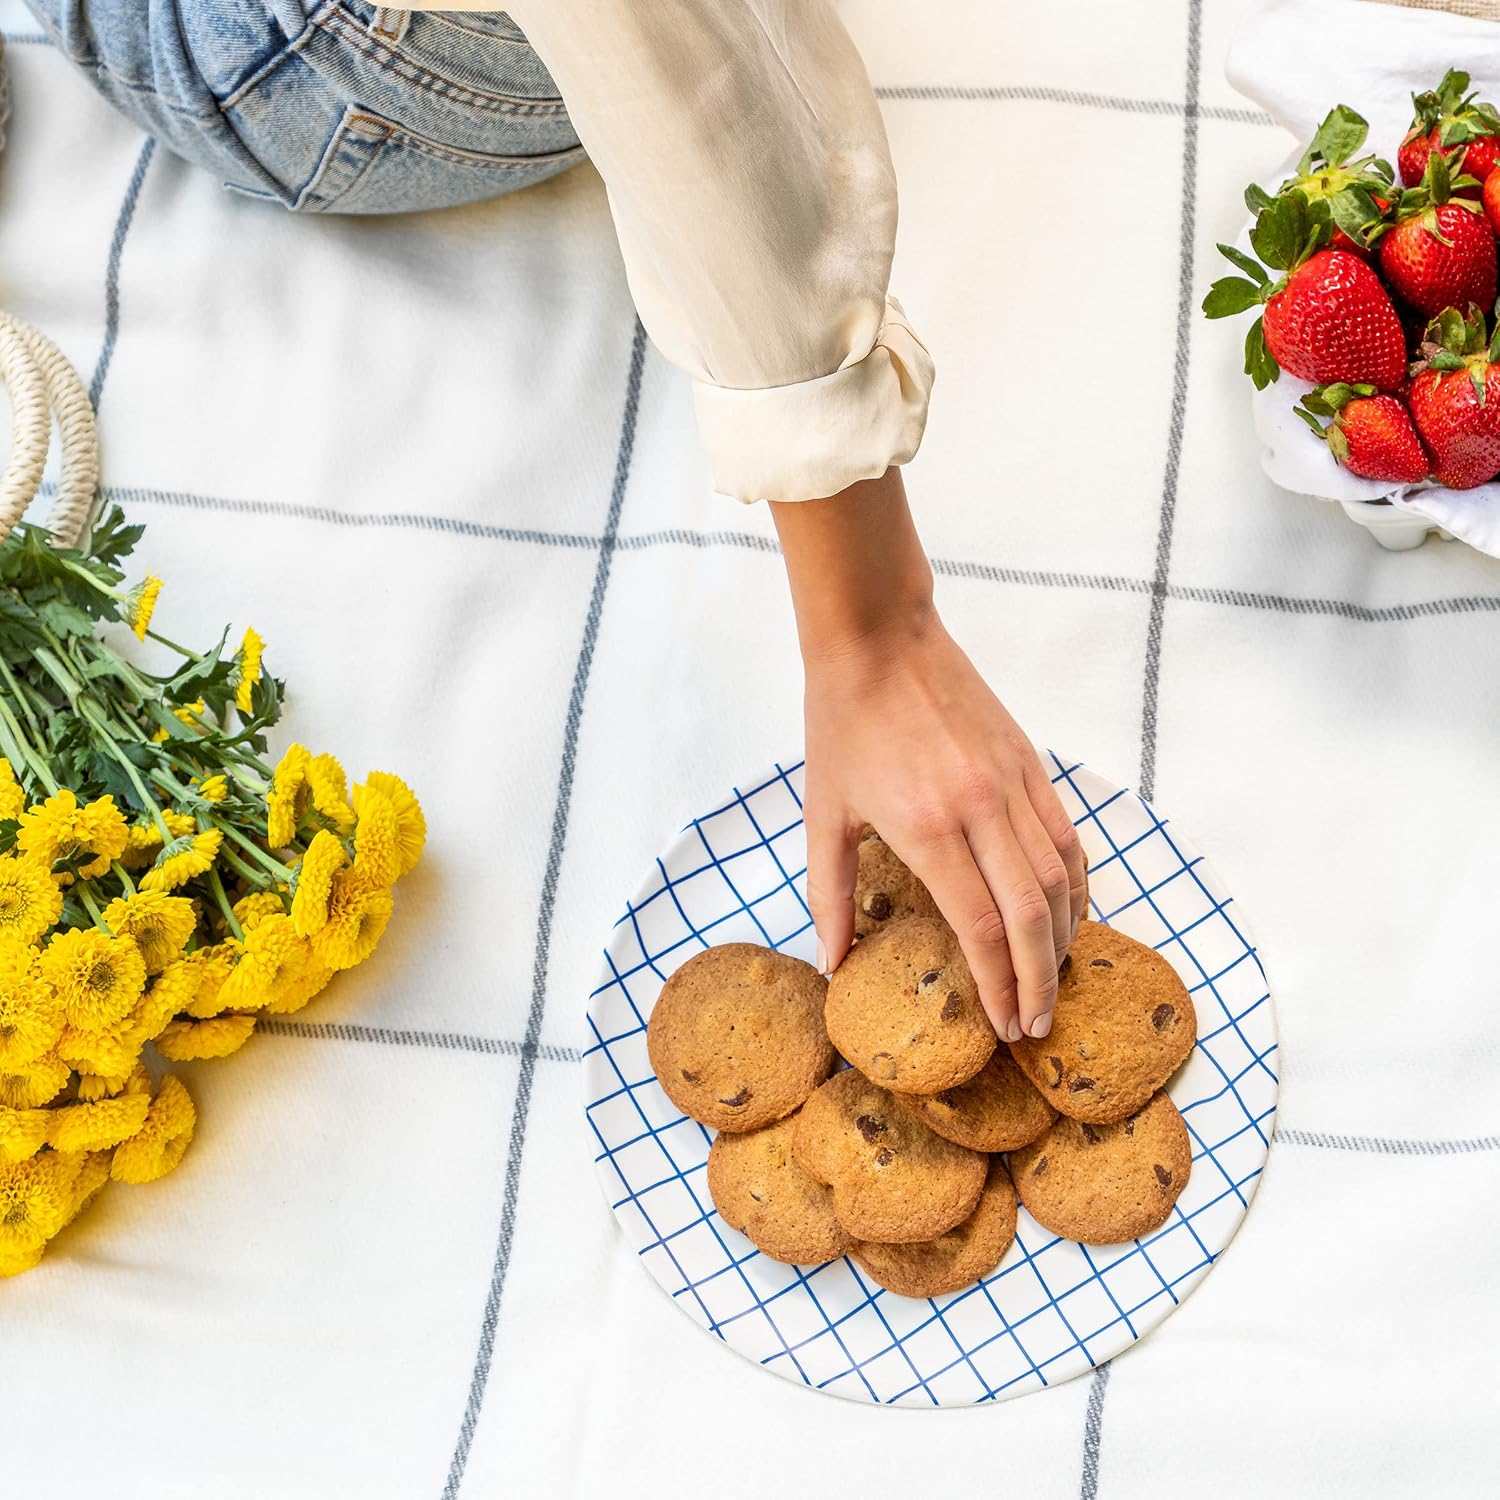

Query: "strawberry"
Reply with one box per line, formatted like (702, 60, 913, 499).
(1398, 69, 1500, 196)
(1247, 105, 1394, 257)
(1483, 167, 1500, 239)
(1203, 192, 1406, 391)
(1374, 150, 1496, 318)
(1406, 306, 1500, 488)
(1295, 383, 1429, 483)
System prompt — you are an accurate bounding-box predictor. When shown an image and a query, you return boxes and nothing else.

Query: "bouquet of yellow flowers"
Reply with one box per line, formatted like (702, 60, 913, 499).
(0, 506, 423, 1277)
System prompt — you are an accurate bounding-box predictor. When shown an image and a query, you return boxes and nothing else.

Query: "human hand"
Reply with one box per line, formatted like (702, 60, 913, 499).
(770, 468, 1084, 1042)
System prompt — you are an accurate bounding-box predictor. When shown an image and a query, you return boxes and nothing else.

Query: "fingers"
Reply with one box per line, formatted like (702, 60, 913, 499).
(1009, 800, 1074, 971)
(1023, 761, 1087, 943)
(902, 831, 1024, 1044)
(963, 817, 1059, 1039)
(804, 807, 860, 974)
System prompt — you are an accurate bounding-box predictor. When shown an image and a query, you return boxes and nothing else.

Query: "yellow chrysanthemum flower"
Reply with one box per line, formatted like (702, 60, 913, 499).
(0, 1105, 50, 1165)
(121, 823, 163, 871)
(307, 753, 356, 833)
(16, 789, 127, 879)
(56, 1014, 145, 1079)
(100, 891, 196, 975)
(40, 928, 146, 1032)
(358, 772, 425, 878)
(0, 758, 24, 823)
(196, 774, 228, 803)
(162, 809, 197, 838)
(0, 937, 63, 1070)
(181, 943, 236, 1020)
(260, 947, 334, 1016)
(0, 1149, 83, 1258)
(0, 854, 64, 945)
(62, 1148, 113, 1231)
(47, 1091, 151, 1154)
(232, 891, 285, 931)
(349, 786, 400, 889)
(139, 828, 223, 894)
(110, 1075, 195, 1184)
(309, 869, 393, 973)
(155, 1013, 257, 1062)
(266, 743, 311, 848)
(232, 626, 265, 715)
(126, 574, 163, 640)
(0, 1049, 70, 1109)
(291, 830, 347, 938)
(220, 914, 304, 1009)
(134, 958, 200, 1038)
(75, 1070, 131, 1102)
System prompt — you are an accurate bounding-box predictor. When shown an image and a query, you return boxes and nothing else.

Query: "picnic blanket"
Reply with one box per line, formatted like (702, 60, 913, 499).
(0, 1, 1495, 1496)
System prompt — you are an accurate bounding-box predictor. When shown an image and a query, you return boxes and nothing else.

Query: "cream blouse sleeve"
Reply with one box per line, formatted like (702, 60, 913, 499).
(499, 0, 935, 504)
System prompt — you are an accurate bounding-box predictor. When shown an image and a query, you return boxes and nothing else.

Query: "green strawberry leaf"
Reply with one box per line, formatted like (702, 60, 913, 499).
(1437, 70, 1471, 111)
(1329, 186, 1382, 245)
(1244, 316, 1279, 389)
(1249, 193, 1299, 270)
(1302, 104, 1368, 173)
(1294, 403, 1329, 436)
(1325, 423, 1352, 466)
(1487, 316, 1500, 364)
(1244, 182, 1274, 216)
(1369, 157, 1396, 183)
(1472, 362, 1488, 406)
(1299, 391, 1336, 417)
(1429, 352, 1467, 370)
(1216, 243, 1269, 283)
(1439, 118, 1479, 147)
(1202, 276, 1264, 318)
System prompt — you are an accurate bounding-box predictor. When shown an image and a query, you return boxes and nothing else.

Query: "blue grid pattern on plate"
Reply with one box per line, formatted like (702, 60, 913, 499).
(583, 753, 1279, 1407)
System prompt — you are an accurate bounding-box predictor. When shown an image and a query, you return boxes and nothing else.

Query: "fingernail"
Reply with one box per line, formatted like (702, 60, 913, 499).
(1005, 1017, 1023, 1043)
(815, 939, 828, 974)
(1029, 1013, 1053, 1039)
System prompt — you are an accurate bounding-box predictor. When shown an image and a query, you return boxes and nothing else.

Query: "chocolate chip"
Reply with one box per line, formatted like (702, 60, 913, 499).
(748, 1190, 766, 1204)
(1032, 1156, 1048, 1176)
(917, 969, 942, 992)
(1154, 1164, 1172, 1188)
(862, 891, 893, 921)
(1075, 1041, 1093, 1060)
(854, 1113, 888, 1143)
(679, 1069, 699, 1083)
(1080, 1123, 1102, 1144)
(1124, 1118, 1135, 1137)
(1045, 1056, 1064, 1087)
(1151, 1003, 1175, 1031)
(939, 992, 962, 1021)
(1088, 958, 1114, 969)
(718, 1087, 752, 1107)
(869, 1052, 897, 1082)
(874, 1147, 895, 1167)
(1068, 1077, 1096, 1093)
(936, 1091, 960, 1109)
(860, 826, 881, 843)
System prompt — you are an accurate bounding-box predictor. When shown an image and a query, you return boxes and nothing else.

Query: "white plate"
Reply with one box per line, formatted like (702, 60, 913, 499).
(583, 753, 1278, 1406)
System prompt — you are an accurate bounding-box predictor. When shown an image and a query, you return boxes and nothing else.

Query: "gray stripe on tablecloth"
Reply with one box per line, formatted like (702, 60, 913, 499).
(3, 31, 50, 44)
(90, 136, 156, 411)
(1138, 0, 1202, 807)
(873, 83, 1272, 126)
(1079, 1360, 1112, 1500)
(256, 1018, 578, 1063)
(90, 484, 1500, 619)
(1277, 1128, 1500, 1155)
(442, 318, 647, 1499)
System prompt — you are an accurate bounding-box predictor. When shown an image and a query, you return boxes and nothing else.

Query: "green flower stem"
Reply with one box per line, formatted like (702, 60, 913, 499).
(211, 814, 294, 881)
(76, 882, 107, 930)
(217, 840, 271, 892)
(0, 686, 58, 793)
(110, 860, 137, 897)
(73, 699, 173, 842)
(207, 866, 245, 942)
(0, 655, 51, 748)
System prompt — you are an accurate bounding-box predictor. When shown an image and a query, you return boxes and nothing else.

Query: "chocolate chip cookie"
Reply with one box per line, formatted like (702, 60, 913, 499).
(825, 917, 995, 1096)
(1009, 921, 1195, 1123)
(892, 1050, 1057, 1152)
(1010, 1089, 1191, 1244)
(647, 944, 833, 1133)
(791, 1068, 987, 1243)
(853, 826, 941, 940)
(707, 1111, 852, 1266)
(850, 1156, 1018, 1299)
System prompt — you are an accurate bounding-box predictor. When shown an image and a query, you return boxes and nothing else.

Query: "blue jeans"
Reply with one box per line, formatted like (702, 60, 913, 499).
(22, 0, 585, 212)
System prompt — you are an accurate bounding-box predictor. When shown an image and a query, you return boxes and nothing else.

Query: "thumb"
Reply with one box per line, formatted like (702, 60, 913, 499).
(804, 809, 859, 974)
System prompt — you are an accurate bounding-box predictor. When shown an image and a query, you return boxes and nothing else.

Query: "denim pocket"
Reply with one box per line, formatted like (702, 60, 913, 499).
(295, 104, 586, 214)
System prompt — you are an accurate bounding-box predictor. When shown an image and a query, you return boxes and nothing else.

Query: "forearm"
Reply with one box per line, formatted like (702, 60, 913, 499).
(769, 469, 936, 665)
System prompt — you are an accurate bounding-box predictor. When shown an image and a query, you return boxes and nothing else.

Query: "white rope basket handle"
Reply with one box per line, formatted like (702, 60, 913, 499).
(0, 308, 102, 550)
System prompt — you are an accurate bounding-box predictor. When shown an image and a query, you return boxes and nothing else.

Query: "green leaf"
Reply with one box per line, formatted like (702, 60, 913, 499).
(1202, 276, 1264, 318)
(1439, 119, 1478, 147)
(1294, 404, 1328, 437)
(1487, 316, 1500, 364)
(1244, 316, 1279, 389)
(1437, 69, 1471, 111)
(33, 598, 95, 640)
(1249, 194, 1299, 270)
(1329, 186, 1381, 246)
(1244, 182, 1274, 215)
(1369, 157, 1396, 184)
(1305, 104, 1369, 171)
(1217, 242, 1269, 283)
(1326, 423, 1352, 466)
(1436, 307, 1468, 352)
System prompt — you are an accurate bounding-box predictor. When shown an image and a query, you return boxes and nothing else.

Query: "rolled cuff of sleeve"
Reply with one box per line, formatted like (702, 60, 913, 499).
(691, 297, 935, 504)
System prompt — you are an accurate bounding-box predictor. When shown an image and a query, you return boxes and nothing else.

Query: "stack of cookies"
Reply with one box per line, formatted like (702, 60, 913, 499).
(645, 830, 1197, 1300)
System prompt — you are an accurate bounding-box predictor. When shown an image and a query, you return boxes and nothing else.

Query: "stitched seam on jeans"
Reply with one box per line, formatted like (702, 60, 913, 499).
(298, 108, 390, 210)
(337, 112, 582, 171)
(315, 6, 569, 116)
(86, 67, 223, 122)
(220, 25, 319, 111)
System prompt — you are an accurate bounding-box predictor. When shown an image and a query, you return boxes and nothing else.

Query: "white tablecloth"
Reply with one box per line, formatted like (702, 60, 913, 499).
(0, 1, 1495, 1496)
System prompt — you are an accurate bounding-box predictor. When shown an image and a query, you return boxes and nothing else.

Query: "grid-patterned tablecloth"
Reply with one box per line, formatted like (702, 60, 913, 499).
(0, 1, 1495, 1497)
